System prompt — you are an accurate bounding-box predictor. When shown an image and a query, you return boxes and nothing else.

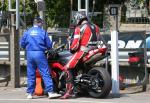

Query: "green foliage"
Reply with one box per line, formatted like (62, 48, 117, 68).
(0, 0, 71, 28)
(139, 0, 145, 3)
(0, 0, 7, 10)
(0, 0, 114, 28)
(45, 0, 71, 27)
(0, 0, 38, 26)
(20, 0, 38, 26)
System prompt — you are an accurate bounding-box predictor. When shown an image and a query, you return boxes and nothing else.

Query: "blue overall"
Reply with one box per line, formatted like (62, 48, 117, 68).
(20, 25, 53, 94)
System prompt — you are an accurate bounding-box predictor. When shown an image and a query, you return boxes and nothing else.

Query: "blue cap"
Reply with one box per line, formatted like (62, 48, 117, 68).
(33, 16, 43, 23)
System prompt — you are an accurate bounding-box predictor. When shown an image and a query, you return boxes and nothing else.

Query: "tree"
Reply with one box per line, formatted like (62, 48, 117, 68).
(1, 0, 128, 28)
(0, 0, 7, 10)
(45, 0, 71, 27)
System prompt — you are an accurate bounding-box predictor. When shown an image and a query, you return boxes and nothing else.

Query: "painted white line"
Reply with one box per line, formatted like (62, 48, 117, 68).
(0, 99, 115, 103)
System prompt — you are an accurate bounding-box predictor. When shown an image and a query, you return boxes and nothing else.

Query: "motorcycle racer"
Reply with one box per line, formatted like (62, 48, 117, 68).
(60, 11, 101, 99)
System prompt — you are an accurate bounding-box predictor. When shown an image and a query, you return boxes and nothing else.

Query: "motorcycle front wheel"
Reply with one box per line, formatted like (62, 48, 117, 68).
(87, 67, 111, 98)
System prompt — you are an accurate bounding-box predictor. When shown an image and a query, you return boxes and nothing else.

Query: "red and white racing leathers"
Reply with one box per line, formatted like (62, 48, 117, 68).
(65, 22, 100, 70)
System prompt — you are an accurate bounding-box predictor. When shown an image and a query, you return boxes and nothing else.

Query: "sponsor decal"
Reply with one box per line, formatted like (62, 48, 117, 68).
(100, 32, 149, 48)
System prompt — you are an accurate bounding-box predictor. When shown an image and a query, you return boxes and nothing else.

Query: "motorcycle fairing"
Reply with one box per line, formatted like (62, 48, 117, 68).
(82, 48, 107, 63)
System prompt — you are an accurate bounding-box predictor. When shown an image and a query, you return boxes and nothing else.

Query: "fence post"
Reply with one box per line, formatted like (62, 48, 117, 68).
(110, 4, 120, 97)
(10, 14, 20, 88)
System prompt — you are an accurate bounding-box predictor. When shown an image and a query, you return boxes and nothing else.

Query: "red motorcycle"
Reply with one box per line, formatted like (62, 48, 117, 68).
(35, 44, 111, 98)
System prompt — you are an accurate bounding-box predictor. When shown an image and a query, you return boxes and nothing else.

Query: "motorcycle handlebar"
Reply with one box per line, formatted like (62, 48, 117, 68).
(55, 44, 65, 51)
(45, 44, 65, 57)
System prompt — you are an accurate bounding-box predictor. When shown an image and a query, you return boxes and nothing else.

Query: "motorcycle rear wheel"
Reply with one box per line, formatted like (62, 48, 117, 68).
(87, 67, 111, 98)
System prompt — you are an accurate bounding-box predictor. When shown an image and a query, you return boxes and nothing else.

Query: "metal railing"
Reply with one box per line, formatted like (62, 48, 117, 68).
(123, 3, 150, 24)
(126, 17, 150, 24)
(0, 33, 26, 65)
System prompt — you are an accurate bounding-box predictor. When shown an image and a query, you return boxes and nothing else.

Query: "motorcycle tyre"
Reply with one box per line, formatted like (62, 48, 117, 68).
(87, 67, 111, 98)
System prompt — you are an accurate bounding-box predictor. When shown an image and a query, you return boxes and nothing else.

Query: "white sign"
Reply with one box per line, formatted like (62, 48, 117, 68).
(110, 7, 118, 15)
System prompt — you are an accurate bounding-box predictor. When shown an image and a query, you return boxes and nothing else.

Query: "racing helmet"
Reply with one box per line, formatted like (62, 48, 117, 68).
(72, 11, 87, 25)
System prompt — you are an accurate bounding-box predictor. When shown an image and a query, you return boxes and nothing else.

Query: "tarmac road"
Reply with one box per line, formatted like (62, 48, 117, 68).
(0, 86, 150, 103)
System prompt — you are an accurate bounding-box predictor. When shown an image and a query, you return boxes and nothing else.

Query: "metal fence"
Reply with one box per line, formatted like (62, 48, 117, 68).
(0, 34, 25, 63)
(0, 32, 69, 63)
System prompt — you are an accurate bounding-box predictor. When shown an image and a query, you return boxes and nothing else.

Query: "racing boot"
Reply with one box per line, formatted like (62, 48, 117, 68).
(60, 83, 73, 99)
